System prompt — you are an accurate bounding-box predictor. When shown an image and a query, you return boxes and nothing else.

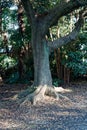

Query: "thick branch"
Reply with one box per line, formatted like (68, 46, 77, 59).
(42, 0, 87, 34)
(21, 0, 35, 24)
(47, 10, 85, 49)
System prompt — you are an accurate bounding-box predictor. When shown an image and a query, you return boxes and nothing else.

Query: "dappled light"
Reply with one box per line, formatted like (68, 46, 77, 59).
(54, 87, 73, 93)
(0, 0, 87, 129)
(0, 83, 87, 129)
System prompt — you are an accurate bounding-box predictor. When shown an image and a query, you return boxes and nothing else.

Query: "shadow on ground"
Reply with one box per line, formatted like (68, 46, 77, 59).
(0, 83, 87, 130)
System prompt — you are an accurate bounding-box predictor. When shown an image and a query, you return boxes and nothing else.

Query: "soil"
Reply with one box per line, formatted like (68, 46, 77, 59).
(0, 82, 87, 130)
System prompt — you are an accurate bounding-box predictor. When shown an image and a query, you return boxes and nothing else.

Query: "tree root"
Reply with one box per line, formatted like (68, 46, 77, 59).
(18, 85, 70, 106)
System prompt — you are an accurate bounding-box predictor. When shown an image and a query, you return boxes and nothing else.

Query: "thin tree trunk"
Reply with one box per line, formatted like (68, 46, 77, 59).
(67, 68, 70, 84)
(54, 27, 61, 79)
(57, 48, 61, 79)
(54, 50, 59, 78)
(0, 1, 2, 34)
(64, 66, 67, 84)
(3, 33, 9, 56)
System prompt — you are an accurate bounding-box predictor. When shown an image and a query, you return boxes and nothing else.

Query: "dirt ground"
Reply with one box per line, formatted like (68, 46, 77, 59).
(0, 82, 87, 130)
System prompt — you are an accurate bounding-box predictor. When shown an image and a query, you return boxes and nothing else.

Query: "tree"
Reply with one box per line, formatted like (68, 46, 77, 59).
(19, 0, 87, 104)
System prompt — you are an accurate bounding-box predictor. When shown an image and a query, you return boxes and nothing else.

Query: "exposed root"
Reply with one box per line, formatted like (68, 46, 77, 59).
(58, 93, 70, 100)
(19, 85, 58, 105)
(54, 87, 72, 93)
(20, 85, 47, 105)
(29, 85, 47, 105)
(54, 87, 72, 101)
(45, 87, 59, 100)
(19, 86, 70, 106)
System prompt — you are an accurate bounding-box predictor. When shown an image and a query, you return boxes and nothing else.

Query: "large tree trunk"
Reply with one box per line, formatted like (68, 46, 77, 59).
(31, 26, 59, 104)
(20, 0, 86, 105)
(32, 25, 52, 87)
(19, 25, 59, 105)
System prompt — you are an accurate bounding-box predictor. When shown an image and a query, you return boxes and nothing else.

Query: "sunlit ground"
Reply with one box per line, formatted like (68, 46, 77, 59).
(0, 83, 87, 129)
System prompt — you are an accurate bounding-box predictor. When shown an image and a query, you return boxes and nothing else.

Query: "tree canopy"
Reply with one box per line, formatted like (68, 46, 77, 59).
(0, 0, 87, 104)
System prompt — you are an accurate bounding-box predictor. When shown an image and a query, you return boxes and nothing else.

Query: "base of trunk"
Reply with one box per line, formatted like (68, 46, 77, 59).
(17, 85, 70, 106)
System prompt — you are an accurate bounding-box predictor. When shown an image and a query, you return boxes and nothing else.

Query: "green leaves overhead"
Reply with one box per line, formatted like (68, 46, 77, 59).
(31, 0, 60, 14)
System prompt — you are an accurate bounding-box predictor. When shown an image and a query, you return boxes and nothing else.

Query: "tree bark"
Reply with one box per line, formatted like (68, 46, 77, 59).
(20, 0, 87, 104)
(18, 24, 60, 105)
(32, 25, 52, 86)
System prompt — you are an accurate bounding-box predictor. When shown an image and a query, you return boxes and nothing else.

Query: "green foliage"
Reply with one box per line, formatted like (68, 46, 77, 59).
(5, 72, 19, 84)
(33, 0, 50, 13)
(0, 0, 87, 84)
(5, 70, 34, 84)
(53, 78, 63, 86)
(66, 51, 87, 76)
(0, 55, 16, 70)
(61, 31, 87, 78)
(32, 0, 60, 14)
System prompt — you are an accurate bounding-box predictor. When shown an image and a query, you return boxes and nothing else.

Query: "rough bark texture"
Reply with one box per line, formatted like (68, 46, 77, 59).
(47, 14, 84, 48)
(19, 85, 59, 105)
(20, 0, 87, 104)
(32, 24, 52, 86)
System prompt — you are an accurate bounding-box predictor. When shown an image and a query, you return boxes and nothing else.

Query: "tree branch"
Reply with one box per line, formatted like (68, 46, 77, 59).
(42, 0, 87, 34)
(47, 9, 86, 49)
(21, 0, 35, 24)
